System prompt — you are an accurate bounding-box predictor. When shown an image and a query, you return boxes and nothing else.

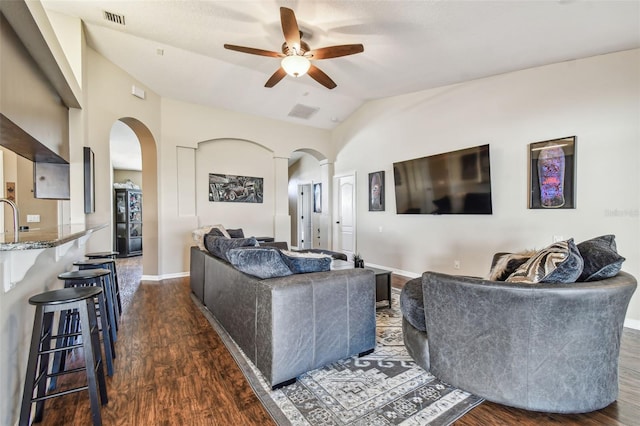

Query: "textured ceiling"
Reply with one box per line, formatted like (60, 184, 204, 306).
(41, 0, 640, 169)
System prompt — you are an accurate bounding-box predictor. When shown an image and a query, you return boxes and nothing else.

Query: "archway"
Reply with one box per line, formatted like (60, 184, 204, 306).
(287, 148, 331, 250)
(115, 118, 159, 276)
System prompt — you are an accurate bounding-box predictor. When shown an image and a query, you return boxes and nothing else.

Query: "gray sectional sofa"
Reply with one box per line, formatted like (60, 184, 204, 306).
(190, 246, 376, 388)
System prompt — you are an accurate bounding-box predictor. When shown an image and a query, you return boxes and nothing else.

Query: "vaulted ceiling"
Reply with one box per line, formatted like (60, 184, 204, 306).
(41, 1, 640, 169)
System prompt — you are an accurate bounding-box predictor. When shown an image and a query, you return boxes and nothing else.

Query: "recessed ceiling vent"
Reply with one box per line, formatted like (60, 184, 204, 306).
(288, 104, 319, 120)
(103, 11, 126, 26)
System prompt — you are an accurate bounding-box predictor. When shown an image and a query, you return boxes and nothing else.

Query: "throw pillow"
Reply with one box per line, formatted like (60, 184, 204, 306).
(227, 246, 293, 279)
(506, 239, 583, 284)
(577, 235, 625, 281)
(280, 249, 332, 274)
(399, 278, 426, 332)
(192, 226, 213, 251)
(204, 235, 258, 262)
(227, 228, 245, 239)
(487, 250, 537, 281)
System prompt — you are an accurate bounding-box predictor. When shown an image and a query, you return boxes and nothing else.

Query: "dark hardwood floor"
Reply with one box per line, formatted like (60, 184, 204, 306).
(37, 259, 639, 425)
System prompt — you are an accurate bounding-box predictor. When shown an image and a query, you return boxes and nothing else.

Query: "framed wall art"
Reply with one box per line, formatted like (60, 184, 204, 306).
(369, 171, 385, 211)
(209, 173, 263, 203)
(84, 147, 95, 212)
(528, 136, 576, 209)
(313, 183, 322, 213)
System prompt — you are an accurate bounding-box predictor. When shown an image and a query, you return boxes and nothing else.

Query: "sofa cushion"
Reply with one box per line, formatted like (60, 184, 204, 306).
(280, 250, 332, 274)
(488, 251, 536, 281)
(506, 239, 583, 284)
(577, 235, 625, 281)
(204, 235, 258, 262)
(400, 278, 426, 332)
(227, 246, 293, 279)
(227, 228, 245, 239)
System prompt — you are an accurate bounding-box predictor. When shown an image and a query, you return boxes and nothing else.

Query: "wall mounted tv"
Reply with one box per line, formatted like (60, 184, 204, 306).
(393, 144, 493, 215)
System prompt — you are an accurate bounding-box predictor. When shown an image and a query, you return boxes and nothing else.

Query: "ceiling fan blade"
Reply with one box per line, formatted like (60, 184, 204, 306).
(307, 65, 337, 89)
(280, 7, 301, 53)
(224, 44, 283, 58)
(308, 44, 364, 60)
(265, 67, 287, 88)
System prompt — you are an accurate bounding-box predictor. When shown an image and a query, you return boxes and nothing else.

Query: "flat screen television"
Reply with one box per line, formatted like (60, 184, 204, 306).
(393, 144, 492, 214)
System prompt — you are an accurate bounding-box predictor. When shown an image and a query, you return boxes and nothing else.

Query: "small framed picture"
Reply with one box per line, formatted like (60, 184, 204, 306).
(313, 183, 322, 213)
(369, 171, 385, 211)
(528, 136, 576, 209)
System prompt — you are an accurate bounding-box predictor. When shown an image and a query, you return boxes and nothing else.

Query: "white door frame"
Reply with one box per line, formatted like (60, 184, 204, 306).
(296, 183, 313, 250)
(332, 172, 357, 260)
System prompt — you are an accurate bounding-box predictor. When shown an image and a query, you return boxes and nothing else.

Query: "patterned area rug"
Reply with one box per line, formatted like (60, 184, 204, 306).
(195, 289, 483, 425)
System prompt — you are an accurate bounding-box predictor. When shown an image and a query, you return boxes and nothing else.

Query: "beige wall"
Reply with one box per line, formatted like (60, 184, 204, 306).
(159, 98, 332, 275)
(114, 169, 142, 189)
(332, 49, 640, 325)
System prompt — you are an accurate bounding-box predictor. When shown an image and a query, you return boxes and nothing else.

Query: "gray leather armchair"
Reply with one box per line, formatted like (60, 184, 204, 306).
(402, 269, 637, 413)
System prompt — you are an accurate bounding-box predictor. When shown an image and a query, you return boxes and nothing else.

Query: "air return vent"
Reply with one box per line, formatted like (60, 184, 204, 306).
(103, 10, 126, 25)
(288, 104, 319, 120)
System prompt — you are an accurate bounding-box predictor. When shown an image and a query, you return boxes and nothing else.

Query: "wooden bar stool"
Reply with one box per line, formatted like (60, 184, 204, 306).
(84, 252, 122, 314)
(74, 259, 120, 323)
(58, 269, 116, 378)
(20, 287, 108, 426)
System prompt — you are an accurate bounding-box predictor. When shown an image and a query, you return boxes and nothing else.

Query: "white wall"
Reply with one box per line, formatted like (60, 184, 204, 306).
(332, 49, 640, 323)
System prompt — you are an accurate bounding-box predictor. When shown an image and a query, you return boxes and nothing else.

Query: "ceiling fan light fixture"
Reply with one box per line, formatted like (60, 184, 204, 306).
(281, 55, 310, 77)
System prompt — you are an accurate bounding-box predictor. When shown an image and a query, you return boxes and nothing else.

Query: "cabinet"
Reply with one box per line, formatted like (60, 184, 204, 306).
(114, 188, 142, 257)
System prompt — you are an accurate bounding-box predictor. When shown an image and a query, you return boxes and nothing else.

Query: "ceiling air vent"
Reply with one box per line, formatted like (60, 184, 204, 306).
(288, 104, 319, 120)
(103, 10, 126, 26)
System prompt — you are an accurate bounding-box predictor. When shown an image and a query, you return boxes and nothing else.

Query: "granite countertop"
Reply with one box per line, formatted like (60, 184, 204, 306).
(0, 223, 107, 251)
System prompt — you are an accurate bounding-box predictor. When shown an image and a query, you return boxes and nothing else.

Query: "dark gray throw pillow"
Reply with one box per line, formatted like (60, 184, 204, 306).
(577, 235, 625, 281)
(227, 246, 293, 279)
(227, 228, 245, 239)
(204, 235, 258, 262)
(280, 250, 332, 274)
(207, 227, 226, 237)
(400, 278, 426, 332)
(506, 239, 583, 284)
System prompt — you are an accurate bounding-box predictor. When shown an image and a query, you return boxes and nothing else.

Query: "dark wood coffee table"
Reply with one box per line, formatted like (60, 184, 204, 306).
(332, 260, 392, 308)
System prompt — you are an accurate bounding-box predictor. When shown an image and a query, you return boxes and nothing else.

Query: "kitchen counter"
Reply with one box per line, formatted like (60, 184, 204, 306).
(0, 223, 107, 251)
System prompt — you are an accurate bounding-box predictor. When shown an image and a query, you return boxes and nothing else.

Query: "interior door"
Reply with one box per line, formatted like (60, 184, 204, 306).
(297, 184, 312, 249)
(335, 174, 356, 260)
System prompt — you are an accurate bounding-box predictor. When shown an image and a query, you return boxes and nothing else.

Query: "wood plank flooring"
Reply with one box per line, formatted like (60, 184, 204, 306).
(36, 259, 639, 425)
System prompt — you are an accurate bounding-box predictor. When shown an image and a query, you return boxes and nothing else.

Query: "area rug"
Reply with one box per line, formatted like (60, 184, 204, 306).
(194, 289, 483, 425)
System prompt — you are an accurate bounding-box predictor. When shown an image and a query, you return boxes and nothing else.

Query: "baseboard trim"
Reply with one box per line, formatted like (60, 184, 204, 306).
(141, 272, 189, 282)
(624, 319, 640, 330)
(363, 262, 420, 280)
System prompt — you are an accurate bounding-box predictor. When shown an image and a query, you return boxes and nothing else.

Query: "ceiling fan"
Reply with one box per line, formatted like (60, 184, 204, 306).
(224, 7, 364, 89)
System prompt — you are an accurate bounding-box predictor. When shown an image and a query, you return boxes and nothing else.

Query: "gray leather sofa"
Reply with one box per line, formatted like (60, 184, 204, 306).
(190, 246, 376, 388)
(401, 269, 637, 413)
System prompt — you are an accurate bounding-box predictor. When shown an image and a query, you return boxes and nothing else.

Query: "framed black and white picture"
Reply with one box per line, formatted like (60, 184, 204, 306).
(208, 173, 263, 203)
(369, 171, 385, 211)
(83, 147, 95, 213)
(313, 183, 322, 213)
(528, 136, 576, 209)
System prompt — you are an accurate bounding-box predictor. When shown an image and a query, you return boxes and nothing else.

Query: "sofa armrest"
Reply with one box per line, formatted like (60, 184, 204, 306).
(422, 271, 637, 413)
(255, 268, 376, 387)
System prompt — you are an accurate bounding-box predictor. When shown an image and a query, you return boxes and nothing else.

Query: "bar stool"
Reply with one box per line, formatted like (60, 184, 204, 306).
(85, 252, 122, 314)
(74, 259, 120, 323)
(58, 269, 116, 377)
(20, 287, 108, 426)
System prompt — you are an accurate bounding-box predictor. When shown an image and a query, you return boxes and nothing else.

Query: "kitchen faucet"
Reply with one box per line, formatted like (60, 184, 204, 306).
(0, 198, 19, 242)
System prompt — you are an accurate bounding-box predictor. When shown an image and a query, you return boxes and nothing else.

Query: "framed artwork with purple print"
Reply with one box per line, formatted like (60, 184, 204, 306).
(529, 136, 576, 209)
(369, 171, 385, 211)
